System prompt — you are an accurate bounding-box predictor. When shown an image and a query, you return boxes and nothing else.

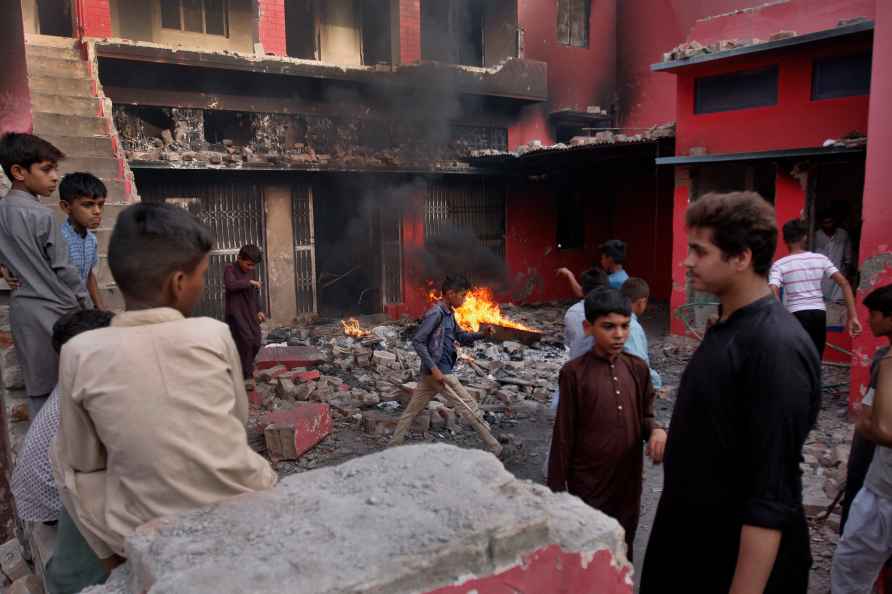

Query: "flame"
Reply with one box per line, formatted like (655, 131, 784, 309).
(427, 287, 534, 332)
(341, 318, 370, 337)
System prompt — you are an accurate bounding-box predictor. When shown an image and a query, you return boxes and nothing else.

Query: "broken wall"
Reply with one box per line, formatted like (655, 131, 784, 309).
(109, 0, 255, 53)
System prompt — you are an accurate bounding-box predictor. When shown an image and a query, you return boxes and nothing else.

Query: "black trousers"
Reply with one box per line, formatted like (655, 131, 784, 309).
(793, 309, 827, 359)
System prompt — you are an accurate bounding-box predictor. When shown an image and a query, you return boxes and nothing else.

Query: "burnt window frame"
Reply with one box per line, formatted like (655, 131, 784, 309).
(811, 52, 872, 100)
(555, 186, 585, 251)
(160, 0, 230, 37)
(557, 0, 590, 48)
(694, 66, 779, 115)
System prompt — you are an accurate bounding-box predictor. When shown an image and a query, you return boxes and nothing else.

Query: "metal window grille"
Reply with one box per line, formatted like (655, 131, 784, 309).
(557, 0, 589, 48)
(425, 179, 506, 259)
(292, 184, 318, 315)
(380, 205, 403, 305)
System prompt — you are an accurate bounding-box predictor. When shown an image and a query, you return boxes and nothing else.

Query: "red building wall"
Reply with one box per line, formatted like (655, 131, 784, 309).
(617, 0, 876, 131)
(257, 0, 286, 56)
(509, 0, 617, 149)
(75, 0, 113, 38)
(851, 0, 892, 407)
(399, 0, 422, 64)
(0, 0, 32, 135)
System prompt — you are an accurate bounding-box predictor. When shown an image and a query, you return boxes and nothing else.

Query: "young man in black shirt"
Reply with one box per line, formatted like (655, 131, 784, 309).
(640, 192, 821, 594)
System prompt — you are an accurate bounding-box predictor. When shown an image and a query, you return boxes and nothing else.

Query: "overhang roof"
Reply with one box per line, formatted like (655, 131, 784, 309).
(467, 137, 674, 172)
(651, 20, 874, 73)
(655, 145, 865, 166)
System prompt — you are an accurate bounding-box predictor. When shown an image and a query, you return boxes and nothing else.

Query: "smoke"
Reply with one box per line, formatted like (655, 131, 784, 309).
(409, 223, 508, 289)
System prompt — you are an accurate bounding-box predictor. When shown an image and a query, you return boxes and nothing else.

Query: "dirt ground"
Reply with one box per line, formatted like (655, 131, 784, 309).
(264, 302, 851, 592)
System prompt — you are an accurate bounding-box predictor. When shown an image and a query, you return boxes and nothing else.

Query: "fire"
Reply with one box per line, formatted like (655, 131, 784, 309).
(427, 287, 534, 332)
(341, 318, 370, 337)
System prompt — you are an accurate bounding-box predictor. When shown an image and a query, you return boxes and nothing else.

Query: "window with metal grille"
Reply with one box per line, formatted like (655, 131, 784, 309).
(557, 0, 589, 48)
(812, 52, 872, 100)
(161, 0, 229, 36)
(694, 67, 778, 114)
(425, 180, 506, 260)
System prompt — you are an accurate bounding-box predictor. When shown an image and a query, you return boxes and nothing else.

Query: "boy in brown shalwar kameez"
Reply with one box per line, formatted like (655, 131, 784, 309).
(547, 287, 666, 557)
(224, 245, 266, 389)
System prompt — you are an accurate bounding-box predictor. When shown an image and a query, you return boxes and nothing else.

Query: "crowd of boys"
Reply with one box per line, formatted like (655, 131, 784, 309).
(2, 130, 892, 594)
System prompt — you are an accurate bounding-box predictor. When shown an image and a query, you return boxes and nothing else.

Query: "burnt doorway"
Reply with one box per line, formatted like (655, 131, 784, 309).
(312, 176, 386, 318)
(139, 176, 269, 320)
(37, 0, 74, 37)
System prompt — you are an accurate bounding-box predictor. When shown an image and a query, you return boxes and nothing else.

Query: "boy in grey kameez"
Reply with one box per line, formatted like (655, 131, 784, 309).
(0, 133, 86, 416)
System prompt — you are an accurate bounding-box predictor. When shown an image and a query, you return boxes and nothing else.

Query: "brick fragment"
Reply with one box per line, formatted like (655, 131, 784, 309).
(263, 404, 332, 461)
(294, 370, 320, 383)
(0, 539, 30, 583)
(8, 575, 43, 594)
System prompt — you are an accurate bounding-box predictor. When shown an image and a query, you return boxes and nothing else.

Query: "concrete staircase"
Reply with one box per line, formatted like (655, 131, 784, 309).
(24, 34, 138, 310)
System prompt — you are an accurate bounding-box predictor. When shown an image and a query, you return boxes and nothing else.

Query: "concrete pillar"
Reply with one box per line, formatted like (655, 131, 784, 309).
(75, 0, 112, 38)
(0, 0, 32, 135)
(256, 0, 286, 56)
(263, 185, 298, 323)
(851, 1, 892, 408)
(668, 166, 691, 336)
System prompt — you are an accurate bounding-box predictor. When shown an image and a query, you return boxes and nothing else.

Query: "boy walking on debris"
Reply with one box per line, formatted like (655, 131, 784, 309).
(621, 278, 664, 394)
(547, 287, 666, 556)
(52, 203, 277, 565)
(0, 133, 87, 417)
(10, 309, 115, 594)
(225, 244, 267, 389)
(389, 274, 502, 456)
(59, 172, 107, 310)
(640, 193, 820, 594)
(769, 219, 861, 358)
(831, 284, 892, 594)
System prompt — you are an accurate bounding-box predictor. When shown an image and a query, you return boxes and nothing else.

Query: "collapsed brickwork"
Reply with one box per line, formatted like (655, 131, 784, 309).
(83, 444, 632, 594)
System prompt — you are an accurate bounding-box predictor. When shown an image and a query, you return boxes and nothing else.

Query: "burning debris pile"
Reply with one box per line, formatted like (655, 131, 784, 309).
(247, 296, 570, 469)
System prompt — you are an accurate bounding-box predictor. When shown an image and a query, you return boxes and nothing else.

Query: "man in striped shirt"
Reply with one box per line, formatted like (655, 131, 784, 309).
(769, 219, 862, 358)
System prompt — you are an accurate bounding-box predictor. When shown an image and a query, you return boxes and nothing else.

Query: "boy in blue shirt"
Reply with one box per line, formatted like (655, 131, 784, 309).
(59, 172, 106, 310)
(621, 278, 664, 393)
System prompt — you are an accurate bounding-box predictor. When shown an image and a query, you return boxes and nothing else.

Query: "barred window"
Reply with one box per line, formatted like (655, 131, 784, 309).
(161, 0, 229, 36)
(557, 0, 589, 48)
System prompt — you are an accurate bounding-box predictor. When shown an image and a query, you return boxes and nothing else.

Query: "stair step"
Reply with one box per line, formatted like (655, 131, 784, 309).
(59, 157, 122, 181)
(28, 75, 94, 97)
(26, 44, 81, 60)
(33, 113, 107, 137)
(44, 179, 129, 204)
(31, 93, 101, 117)
(24, 34, 81, 50)
(39, 134, 114, 158)
(27, 57, 89, 80)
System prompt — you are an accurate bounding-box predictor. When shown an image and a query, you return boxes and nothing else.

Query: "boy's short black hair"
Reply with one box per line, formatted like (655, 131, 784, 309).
(238, 244, 263, 263)
(621, 277, 650, 302)
(580, 268, 609, 295)
(0, 132, 65, 180)
(686, 192, 777, 277)
(108, 203, 214, 300)
(59, 172, 107, 203)
(864, 284, 892, 317)
(52, 309, 115, 354)
(584, 287, 631, 323)
(782, 219, 808, 245)
(600, 239, 626, 264)
(442, 274, 472, 294)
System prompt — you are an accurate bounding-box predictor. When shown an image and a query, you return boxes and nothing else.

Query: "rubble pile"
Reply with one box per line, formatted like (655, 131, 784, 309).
(114, 106, 489, 172)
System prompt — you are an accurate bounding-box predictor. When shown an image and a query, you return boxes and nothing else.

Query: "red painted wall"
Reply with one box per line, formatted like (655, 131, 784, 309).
(399, 0, 421, 64)
(425, 545, 631, 594)
(257, 0, 286, 56)
(617, 0, 876, 131)
(674, 38, 871, 157)
(509, 0, 617, 149)
(75, 0, 112, 38)
(851, 0, 892, 407)
(0, 0, 32, 135)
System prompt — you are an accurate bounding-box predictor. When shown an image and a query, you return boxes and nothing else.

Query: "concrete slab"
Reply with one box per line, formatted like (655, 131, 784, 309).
(254, 346, 325, 370)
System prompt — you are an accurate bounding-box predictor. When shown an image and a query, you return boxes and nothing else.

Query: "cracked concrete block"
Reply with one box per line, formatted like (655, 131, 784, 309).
(262, 403, 332, 461)
(121, 444, 631, 594)
(0, 539, 30, 583)
(1, 345, 25, 390)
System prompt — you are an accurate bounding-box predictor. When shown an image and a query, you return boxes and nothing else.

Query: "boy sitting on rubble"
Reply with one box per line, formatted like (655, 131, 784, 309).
(11, 309, 114, 594)
(52, 203, 278, 570)
(547, 286, 666, 557)
(389, 274, 502, 456)
(224, 244, 267, 391)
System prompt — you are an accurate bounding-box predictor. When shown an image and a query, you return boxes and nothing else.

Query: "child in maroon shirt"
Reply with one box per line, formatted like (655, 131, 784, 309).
(224, 245, 266, 388)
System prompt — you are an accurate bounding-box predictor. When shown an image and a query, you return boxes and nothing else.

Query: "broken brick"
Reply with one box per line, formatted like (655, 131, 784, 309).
(247, 390, 264, 407)
(276, 378, 299, 400)
(255, 346, 326, 370)
(256, 364, 287, 382)
(263, 403, 332, 461)
(0, 539, 30, 583)
(7, 575, 42, 594)
(361, 410, 429, 436)
(294, 370, 321, 383)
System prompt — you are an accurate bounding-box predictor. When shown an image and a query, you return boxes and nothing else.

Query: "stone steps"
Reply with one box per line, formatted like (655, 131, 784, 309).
(27, 75, 93, 97)
(38, 134, 115, 159)
(30, 92, 101, 117)
(32, 113, 107, 137)
(58, 157, 122, 181)
(27, 56, 89, 80)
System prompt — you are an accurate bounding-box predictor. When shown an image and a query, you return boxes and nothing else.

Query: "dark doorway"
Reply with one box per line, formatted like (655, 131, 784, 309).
(285, 0, 318, 59)
(37, 0, 74, 37)
(421, 0, 483, 66)
(314, 176, 383, 317)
